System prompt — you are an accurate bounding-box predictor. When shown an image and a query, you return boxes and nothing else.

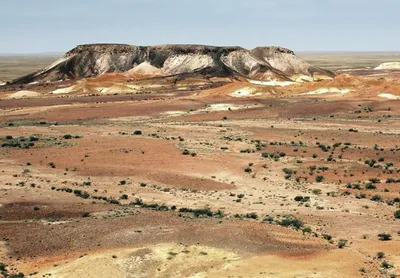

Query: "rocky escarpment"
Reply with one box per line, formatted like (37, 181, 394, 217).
(251, 47, 334, 81)
(10, 44, 335, 84)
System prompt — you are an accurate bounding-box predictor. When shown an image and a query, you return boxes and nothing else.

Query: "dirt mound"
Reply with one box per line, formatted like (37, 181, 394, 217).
(6, 90, 40, 99)
(127, 62, 163, 75)
(10, 44, 334, 85)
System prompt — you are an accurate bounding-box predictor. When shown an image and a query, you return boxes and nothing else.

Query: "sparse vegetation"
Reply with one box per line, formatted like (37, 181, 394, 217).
(378, 233, 392, 241)
(338, 239, 348, 249)
(2, 51, 400, 277)
(277, 216, 304, 230)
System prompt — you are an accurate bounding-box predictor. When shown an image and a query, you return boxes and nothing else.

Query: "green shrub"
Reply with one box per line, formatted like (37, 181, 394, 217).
(277, 216, 304, 229)
(381, 261, 393, 269)
(365, 183, 376, 190)
(312, 189, 322, 195)
(244, 212, 258, 219)
(0, 263, 6, 271)
(179, 207, 214, 217)
(322, 234, 332, 241)
(371, 195, 382, 202)
(240, 149, 254, 153)
(369, 178, 380, 184)
(108, 199, 121, 205)
(338, 239, 347, 249)
(282, 168, 294, 175)
(378, 233, 392, 241)
(73, 190, 90, 199)
(294, 196, 304, 202)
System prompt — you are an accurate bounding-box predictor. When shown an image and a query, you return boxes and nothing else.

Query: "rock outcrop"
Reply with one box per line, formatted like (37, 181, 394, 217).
(374, 62, 400, 70)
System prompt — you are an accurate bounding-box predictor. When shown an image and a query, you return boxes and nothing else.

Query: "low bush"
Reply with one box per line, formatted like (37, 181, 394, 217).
(277, 216, 304, 229)
(378, 233, 392, 241)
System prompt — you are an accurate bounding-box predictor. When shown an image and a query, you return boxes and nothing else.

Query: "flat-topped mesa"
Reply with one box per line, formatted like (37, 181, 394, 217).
(65, 44, 136, 55)
(10, 44, 335, 85)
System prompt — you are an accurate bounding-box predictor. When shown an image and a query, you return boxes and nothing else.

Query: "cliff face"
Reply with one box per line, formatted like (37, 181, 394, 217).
(10, 44, 335, 84)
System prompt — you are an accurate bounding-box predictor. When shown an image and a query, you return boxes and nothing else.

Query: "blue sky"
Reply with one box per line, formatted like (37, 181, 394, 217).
(1, 0, 399, 53)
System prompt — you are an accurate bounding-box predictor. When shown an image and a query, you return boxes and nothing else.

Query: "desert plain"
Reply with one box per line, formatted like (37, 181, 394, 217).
(0, 47, 399, 278)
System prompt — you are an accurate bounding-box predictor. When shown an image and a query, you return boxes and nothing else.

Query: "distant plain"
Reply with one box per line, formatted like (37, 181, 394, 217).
(298, 51, 400, 70)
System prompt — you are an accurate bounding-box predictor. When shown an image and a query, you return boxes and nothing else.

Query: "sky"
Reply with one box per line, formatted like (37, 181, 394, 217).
(1, 0, 399, 53)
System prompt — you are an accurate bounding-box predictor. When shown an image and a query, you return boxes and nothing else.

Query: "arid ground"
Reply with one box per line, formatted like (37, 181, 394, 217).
(0, 53, 400, 278)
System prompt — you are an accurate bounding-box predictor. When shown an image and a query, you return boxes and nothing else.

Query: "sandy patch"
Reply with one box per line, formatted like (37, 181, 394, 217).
(126, 84, 163, 89)
(378, 93, 400, 99)
(231, 87, 261, 97)
(101, 85, 135, 94)
(206, 249, 366, 278)
(163, 110, 186, 116)
(95, 87, 108, 93)
(163, 103, 252, 116)
(292, 74, 314, 82)
(32, 244, 238, 278)
(301, 87, 352, 95)
(202, 103, 249, 112)
(7, 90, 40, 99)
(50, 85, 76, 95)
(313, 73, 334, 81)
(248, 80, 295, 87)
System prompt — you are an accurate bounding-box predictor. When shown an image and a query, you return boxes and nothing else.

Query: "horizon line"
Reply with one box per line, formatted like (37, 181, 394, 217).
(1, 50, 400, 56)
